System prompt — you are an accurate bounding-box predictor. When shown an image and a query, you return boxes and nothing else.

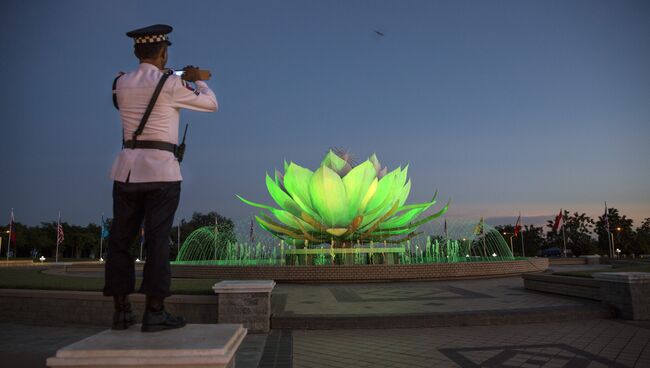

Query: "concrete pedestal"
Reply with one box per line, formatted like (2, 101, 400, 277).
(213, 280, 276, 333)
(46, 324, 246, 368)
(594, 272, 650, 320)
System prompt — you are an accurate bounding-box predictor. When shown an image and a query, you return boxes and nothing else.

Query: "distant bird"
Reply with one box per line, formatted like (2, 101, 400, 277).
(373, 30, 385, 37)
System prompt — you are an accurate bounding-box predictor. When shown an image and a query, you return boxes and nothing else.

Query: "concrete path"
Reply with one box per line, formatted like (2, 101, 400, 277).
(273, 276, 596, 317)
(3, 264, 647, 368)
(293, 319, 650, 368)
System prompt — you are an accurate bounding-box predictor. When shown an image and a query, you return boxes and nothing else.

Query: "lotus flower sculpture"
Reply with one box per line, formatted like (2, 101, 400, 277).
(237, 150, 449, 246)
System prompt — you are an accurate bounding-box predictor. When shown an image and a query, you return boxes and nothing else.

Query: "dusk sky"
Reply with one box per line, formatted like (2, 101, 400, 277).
(1, 0, 648, 228)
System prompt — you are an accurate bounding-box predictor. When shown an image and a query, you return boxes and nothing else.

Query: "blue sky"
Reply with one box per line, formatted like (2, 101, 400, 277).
(1, 0, 648, 227)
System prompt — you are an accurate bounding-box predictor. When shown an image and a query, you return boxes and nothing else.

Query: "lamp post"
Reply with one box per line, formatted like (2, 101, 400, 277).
(3, 230, 10, 264)
(615, 227, 622, 257)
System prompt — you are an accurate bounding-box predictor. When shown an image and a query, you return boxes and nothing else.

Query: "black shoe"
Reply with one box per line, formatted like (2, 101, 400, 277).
(141, 309, 186, 332)
(112, 296, 136, 330)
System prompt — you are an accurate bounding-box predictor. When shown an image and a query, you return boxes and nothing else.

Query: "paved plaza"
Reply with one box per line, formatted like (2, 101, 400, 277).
(273, 275, 597, 317)
(1, 265, 649, 367)
(292, 319, 650, 368)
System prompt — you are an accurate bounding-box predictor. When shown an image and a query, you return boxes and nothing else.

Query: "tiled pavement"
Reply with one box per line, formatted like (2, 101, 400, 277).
(272, 274, 601, 317)
(292, 319, 650, 367)
(3, 265, 649, 367)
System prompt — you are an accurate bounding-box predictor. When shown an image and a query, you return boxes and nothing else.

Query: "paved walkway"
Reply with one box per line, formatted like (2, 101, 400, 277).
(272, 273, 603, 317)
(292, 319, 650, 368)
(3, 264, 649, 367)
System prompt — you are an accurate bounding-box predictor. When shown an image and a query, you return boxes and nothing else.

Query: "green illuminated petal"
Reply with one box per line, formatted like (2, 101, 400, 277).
(378, 197, 435, 230)
(237, 195, 276, 212)
(321, 150, 348, 175)
(255, 215, 303, 239)
(283, 162, 315, 214)
(309, 166, 351, 227)
(342, 160, 377, 219)
(271, 209, 317, 232)
(265, 174, 301, 215)
(396, 165, 409, 189)
(365, 167, 400, 213)
(398, 180, 412, 207)
(326, 228, 348, 236)
(376, 200, 450, 233)
(397, 191, 437, 212)
(360, 178, 378, 211)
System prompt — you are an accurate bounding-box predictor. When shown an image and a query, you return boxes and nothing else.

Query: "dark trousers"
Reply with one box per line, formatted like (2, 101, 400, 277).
(103, 181, 180, 298)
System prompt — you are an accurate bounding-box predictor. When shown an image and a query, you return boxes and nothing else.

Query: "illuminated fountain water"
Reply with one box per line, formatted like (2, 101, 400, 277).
(174, 218, 514, 266)
(174, 150, 515, 266)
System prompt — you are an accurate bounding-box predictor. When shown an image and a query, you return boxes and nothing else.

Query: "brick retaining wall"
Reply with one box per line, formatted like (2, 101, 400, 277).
(171, 258, 548, 282)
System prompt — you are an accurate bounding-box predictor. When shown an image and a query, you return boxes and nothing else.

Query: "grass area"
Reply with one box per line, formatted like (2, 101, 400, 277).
(554, 265, 650, 278)
(0, 267, 219, 295)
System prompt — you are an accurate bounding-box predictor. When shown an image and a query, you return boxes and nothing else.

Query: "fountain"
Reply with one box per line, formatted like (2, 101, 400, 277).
(172, 150, 536, 278)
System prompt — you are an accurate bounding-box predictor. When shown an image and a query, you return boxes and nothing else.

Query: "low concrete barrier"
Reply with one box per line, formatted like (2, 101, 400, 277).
(47, 324, 246, 368)
(213, 280, 276, 333)
(595, 272, 650, 320)
(0, 289, 217, 326)
(523, 273, 601, 300)
(524, 272, 650, 321)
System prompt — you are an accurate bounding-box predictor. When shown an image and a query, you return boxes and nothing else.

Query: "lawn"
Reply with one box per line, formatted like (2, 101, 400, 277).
(0, 267, 219, 295)
(553, 264, 650, 278)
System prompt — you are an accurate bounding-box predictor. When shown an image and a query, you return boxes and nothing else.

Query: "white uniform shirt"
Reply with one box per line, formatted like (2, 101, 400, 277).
(110, 62, 218, 183)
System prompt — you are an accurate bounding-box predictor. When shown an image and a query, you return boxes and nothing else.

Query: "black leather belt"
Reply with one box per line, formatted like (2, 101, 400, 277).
(123, 140, 179, 155)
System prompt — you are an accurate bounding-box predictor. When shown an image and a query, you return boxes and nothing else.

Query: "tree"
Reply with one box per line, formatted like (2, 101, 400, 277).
(594, 208, 635, 256)
(635, 218, 650, 256)
(494, 224, 544, 257)
(546, 211, 597, 257)
(521, 224, 545, 257)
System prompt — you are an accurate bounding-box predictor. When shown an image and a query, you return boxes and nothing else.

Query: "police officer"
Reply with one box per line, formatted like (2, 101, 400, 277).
(104, 24, 217, 332)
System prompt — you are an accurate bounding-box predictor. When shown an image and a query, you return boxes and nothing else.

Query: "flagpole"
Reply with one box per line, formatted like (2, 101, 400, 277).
(520, 226, 525, 257)
(605, 202, 612, 258)
(99, 214, 104, 261)
(6, 208, 13, 264)
(561, 212, 567, 258)
(56, 211, 61, 263)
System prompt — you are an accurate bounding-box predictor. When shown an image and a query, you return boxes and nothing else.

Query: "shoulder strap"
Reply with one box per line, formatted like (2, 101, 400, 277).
(132, 70, 173, 141)
(112, 72, 125, 110)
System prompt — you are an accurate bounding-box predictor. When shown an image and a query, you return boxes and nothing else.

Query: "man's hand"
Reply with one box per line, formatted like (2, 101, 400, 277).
(181, 65, 201, 82)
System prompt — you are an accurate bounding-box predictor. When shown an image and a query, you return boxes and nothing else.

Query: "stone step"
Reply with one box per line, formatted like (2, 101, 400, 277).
(271, 303, 614, 330)
(47, 324, 246, 368)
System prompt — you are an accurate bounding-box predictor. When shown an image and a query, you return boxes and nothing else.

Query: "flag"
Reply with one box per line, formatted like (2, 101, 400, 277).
(101, 216, 110, 239)
(9, 209, 16, 242)
(473, 217, 484, 236)
(56, 222, 64, 245)
(603, 204, 610, 231)
(552, 209, 563, 232)
(514, 214, 522, 237)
